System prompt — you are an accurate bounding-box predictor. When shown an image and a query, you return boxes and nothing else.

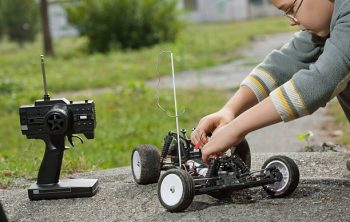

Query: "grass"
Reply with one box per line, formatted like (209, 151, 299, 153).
(0, 86, 228, 188)
(0, 17, 294, 187)
(0, 17, 293, 94)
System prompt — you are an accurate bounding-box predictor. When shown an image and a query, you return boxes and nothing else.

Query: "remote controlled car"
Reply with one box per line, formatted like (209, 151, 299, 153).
(131, 129, 300, 212)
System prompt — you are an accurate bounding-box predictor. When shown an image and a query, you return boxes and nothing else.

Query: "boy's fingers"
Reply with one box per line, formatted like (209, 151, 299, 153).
(201, 146, 210, 163)
(203, 154, 220, 164)
(199, 133, 209, 148)
(191, 129, 198, 144)
(194, 140, 202, 149)
(200, 136, 208, 148)
(191, 128, 203, 144)
(202, 152, 209, 164)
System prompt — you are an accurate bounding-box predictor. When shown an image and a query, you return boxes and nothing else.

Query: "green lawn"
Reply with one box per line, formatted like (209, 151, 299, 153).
(0, 17, 293, 94)
(0, 17, 294, 187)
(1, 87, 227, 188)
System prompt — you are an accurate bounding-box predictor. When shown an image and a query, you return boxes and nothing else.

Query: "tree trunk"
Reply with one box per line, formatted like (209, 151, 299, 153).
(40, 0, 54, 56)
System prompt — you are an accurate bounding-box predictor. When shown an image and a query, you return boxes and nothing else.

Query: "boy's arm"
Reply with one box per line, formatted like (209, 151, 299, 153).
(202, 13, 350, 161)
(202, 6, 350, 160)
(201, 96, 281, 163)
(269, 7, 350, 121)
(221, 85, 259, 118)
(241, 30, 325, 102)
(193, 31, 325, 145)
(192, 86, 258, 146)
(241, 3, 350, 122)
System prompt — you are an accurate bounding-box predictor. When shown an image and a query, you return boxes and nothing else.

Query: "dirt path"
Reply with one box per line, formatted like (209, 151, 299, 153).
(148, 32, 339, 153)
(148, 33, 293, 90)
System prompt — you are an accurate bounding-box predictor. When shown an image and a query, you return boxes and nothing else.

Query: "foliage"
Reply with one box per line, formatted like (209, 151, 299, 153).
(65, 0, 183, 52)
(0, 0, 39, 45)
(0, 18, 293, 96)
(0, 86, 227, 187)
(297, 131, 314, 151)
(0, 18, 294, 186)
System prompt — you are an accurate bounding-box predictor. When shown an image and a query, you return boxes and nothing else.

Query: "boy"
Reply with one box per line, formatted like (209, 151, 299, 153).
(191, 0, 350, 164)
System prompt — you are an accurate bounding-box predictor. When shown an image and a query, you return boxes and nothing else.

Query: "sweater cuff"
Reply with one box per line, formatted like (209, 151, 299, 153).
(270, 80, 309, 122)
(240, 67, 278, 102)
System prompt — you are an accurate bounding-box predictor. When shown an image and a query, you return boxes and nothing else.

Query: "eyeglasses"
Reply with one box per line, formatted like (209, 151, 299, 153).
(283, 0, 304, 21)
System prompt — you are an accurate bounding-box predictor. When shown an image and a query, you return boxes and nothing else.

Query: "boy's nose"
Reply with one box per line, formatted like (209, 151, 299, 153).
(288, 18, 300, 26)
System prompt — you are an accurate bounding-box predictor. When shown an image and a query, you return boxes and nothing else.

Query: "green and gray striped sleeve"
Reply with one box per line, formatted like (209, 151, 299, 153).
(241, 31, 326, 121)
(270, 4, 350, 122)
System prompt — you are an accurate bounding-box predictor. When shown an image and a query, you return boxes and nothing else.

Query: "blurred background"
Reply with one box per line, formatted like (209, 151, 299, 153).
(0, 0, 347, 188)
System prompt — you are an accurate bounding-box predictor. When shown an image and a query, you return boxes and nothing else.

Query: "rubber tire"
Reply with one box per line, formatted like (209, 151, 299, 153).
(262, 155, 300, 197)
(231, 139, 251, 169)
(131, 144, 161, 185)
(158, 169, 195, 212)
(208, 139, 251, 199)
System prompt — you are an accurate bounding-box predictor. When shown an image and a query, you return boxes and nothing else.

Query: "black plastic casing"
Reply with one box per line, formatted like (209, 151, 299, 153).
(19, 98, 96, 140)
(18, 97, 98, 200)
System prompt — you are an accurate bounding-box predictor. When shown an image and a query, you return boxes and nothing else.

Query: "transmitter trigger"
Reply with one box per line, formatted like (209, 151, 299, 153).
(68, 135, 75, 147)
(68, 135, 84, 147)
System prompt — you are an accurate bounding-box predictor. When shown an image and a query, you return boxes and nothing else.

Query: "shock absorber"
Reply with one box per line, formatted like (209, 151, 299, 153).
(205, 158, 220, 177)
(160, 132, 173, 163)
(232, 155, 249, 174)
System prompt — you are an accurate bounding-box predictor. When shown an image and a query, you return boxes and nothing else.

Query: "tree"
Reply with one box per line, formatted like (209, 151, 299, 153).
(0, 1, 4, 40)
(1, 0, 39, 45)
(40, 0, 54, 55)
(66, 0, 183, 52)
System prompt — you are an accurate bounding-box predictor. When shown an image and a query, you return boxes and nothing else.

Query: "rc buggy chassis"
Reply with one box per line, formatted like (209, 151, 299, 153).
(131, 129, 300, 212)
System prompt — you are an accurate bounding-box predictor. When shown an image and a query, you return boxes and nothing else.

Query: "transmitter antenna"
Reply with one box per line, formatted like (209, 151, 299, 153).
(40, 55, 50, 101)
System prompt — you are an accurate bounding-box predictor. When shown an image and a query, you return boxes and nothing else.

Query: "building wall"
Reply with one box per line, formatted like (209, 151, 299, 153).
(48, 0, 280, 38)
(191, 0, 249, 22)
(48, 3, 78, 39)
(183, 0, 280, 23)
(249, 0, 280, 18)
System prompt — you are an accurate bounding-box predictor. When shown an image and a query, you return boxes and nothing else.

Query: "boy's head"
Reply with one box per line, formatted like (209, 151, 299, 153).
(271, 0, 334, 37)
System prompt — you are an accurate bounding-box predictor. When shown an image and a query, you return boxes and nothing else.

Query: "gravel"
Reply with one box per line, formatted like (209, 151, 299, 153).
(1, 152, 349, 222)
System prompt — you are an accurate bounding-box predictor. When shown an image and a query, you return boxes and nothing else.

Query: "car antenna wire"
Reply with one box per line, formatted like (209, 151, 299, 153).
(155, 50, 184, 168)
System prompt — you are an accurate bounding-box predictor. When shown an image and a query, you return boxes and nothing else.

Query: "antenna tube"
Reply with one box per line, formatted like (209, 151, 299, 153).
(40, 55, 49, 98)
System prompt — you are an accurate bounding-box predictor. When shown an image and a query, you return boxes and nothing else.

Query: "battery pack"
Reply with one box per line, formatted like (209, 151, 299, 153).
(28, 179, 99, 200)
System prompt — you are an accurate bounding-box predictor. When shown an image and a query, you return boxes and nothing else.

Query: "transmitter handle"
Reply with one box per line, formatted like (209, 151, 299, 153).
(37, 135, 65, 185)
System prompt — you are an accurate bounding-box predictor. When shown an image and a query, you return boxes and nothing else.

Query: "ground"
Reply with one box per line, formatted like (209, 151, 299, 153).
(1, 152, 349, 221)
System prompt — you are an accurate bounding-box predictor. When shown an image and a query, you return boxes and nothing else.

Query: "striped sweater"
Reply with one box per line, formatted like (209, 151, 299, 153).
(241, 0, 350, 122)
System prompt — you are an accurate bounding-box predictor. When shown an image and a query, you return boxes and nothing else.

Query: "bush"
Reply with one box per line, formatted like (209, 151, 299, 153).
(0, 0, 39, 45)
(65, 0, 183, 52)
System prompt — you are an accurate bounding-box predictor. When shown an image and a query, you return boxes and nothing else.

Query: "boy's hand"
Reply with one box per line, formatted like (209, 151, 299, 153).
(200, 97, 282, 163)
(191, 108, 234, 148)
(200, 123, 245, 163)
